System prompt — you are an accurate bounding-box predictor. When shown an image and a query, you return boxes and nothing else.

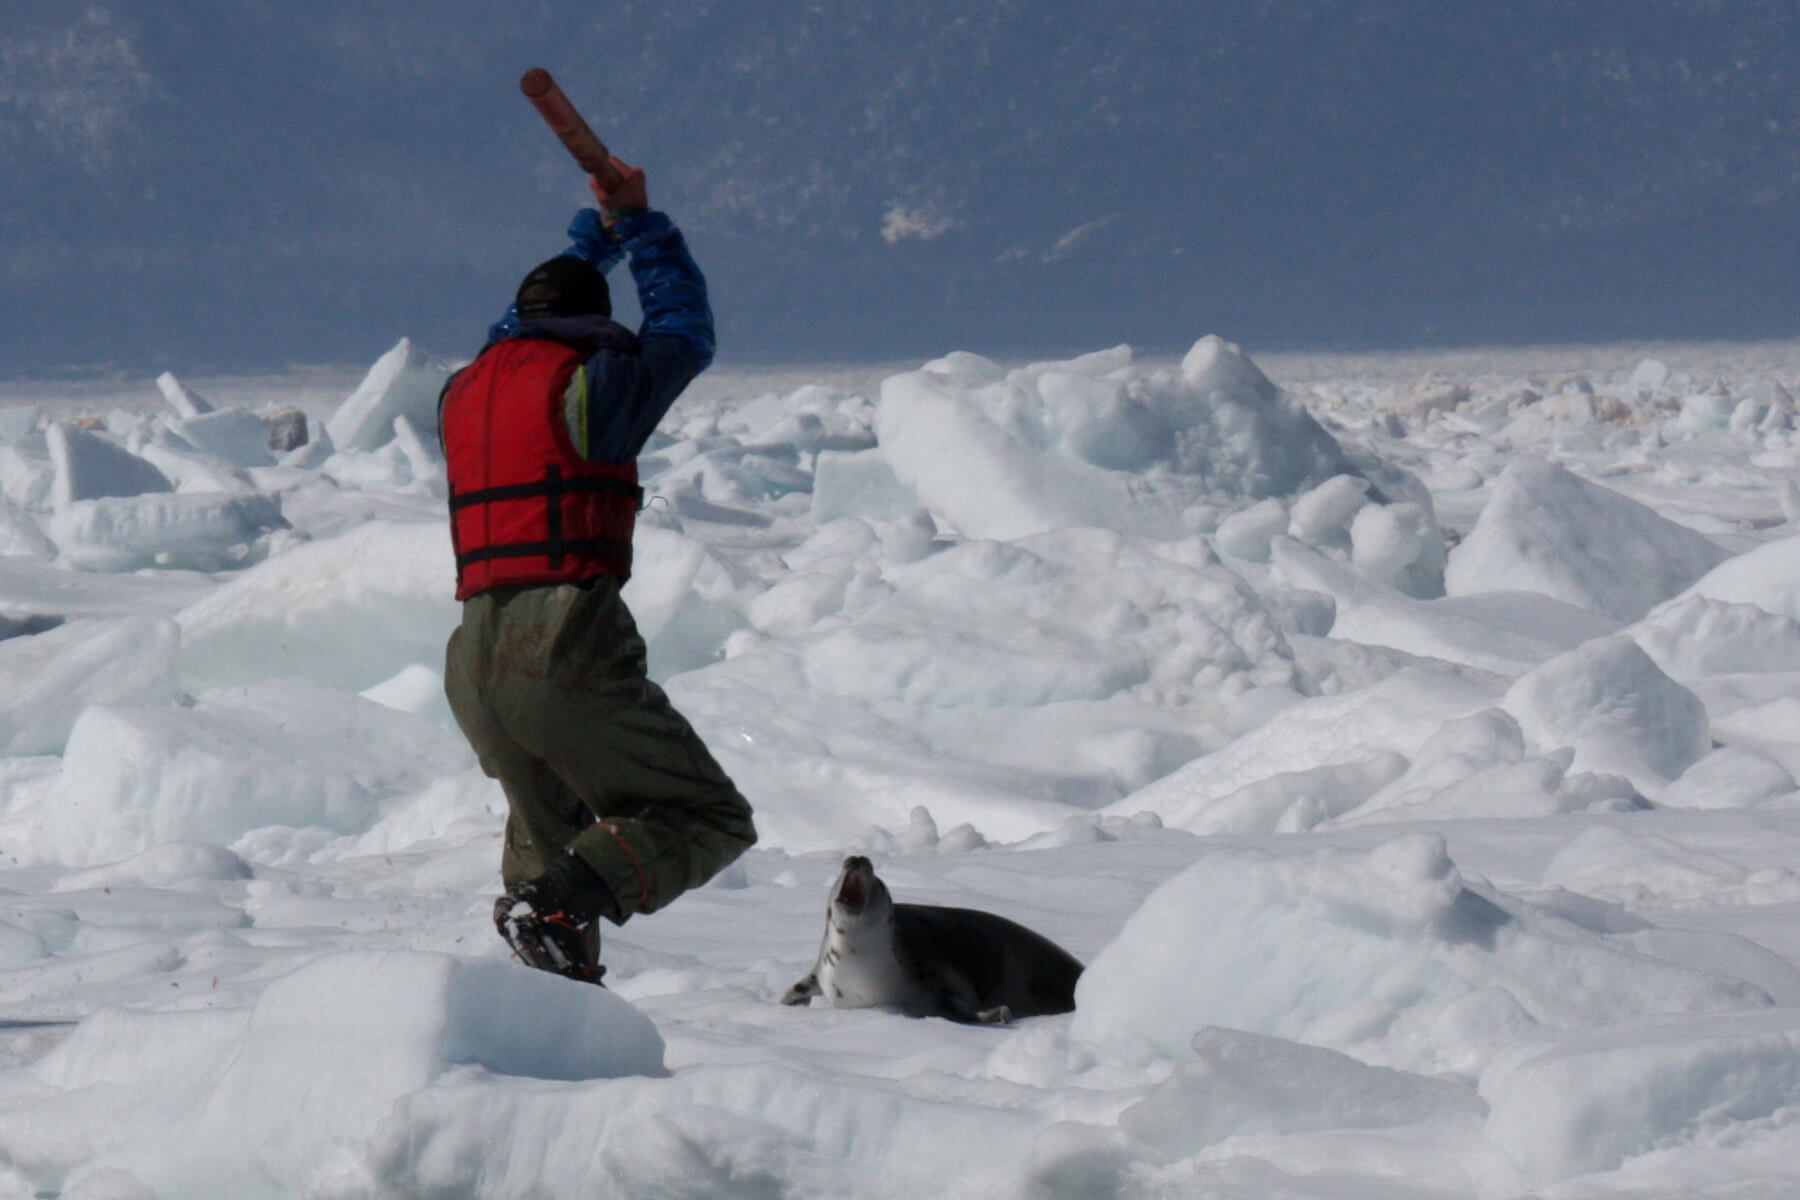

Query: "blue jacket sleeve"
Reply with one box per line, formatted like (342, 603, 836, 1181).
(613, 209, 714, 370)
(574, 209, 716, 462)
(565, 207, 628, 276)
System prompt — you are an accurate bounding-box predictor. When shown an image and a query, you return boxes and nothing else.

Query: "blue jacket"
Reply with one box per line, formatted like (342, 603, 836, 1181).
(485, 208, 714, 464)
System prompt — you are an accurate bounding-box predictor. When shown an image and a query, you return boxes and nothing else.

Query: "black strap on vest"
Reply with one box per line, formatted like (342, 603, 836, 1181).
(455, 538, 634, 568)
(447, 469, 644, 512)
(450, 464, 642, 570)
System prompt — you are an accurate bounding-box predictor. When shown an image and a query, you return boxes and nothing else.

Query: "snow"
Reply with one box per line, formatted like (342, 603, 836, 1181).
(173, 519, 459, 694)
(1676, 533, 1800, 621)
(1073, 833, 1770, 1066)
(1480, 1009, 1800, 1188)
(1119, 1023, 1487, 1157)
(0, 617, 179, 756)
(1445, 459, 1731, 622)
(2, 335, 1800, 1197)
(16, 952, 663, 1199)
(15, 679, 475, 867)
(1500, 635, 1711, 796)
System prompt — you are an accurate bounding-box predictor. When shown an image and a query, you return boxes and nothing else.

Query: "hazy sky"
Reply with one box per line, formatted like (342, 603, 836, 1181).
(2, 1, 1795, 376)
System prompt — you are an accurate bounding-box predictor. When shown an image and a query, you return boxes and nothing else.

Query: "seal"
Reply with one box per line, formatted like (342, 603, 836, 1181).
(782, 855, 1084, 1024)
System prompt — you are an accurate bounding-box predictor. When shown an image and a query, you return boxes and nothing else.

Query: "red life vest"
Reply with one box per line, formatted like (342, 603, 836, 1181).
(441, 338, 643, 600)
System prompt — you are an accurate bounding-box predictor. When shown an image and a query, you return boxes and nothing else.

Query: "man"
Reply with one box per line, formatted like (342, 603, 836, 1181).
(441, 158, 756, 985)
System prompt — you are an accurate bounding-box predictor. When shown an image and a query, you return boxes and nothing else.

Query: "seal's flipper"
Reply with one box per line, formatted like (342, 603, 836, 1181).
(923, 969, 988, 1025)
(782, 973, 821, 1005)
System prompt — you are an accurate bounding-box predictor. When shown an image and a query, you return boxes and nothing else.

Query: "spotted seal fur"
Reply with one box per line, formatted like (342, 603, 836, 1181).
(782, 856, 1083, 1024)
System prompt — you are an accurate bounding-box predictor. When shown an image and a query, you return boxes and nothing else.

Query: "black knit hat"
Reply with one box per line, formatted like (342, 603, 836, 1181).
(515, 256, 611, 320)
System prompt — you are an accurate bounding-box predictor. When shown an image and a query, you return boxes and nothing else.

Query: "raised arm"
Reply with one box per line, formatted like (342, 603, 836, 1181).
(587, 161, 714, 369)
(566, 159, 715, 462)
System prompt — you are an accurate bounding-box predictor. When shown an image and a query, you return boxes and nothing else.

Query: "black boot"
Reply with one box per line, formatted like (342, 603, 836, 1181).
(494, 852, 615, 986)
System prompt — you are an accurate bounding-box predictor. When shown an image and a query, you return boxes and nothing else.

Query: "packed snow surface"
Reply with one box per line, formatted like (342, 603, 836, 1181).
(2, 336, 1800, 1198)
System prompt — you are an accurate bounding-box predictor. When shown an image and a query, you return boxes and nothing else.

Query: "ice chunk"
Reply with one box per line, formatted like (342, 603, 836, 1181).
(1674, 389, 1735, 434)
(47, 422, 172, 509)
(875, 336, 1363, 542)
(175, 519, 457, 693)
(0, 496, 55, 559)
(1037, 365, 1168, 470)
(50, 492, 287, 573)
(1120, 1026, 1483, 1157)
(1113, 663, 1501, 829)
(52, 842, 251, 892)
(31, 678, 473, 865)
(352, 1044, 1040, 1200)
(1630, 593, 1800, 678)
(280, 421, 334, 469)
(802, 613, 1145, 709)
(1344, 707, 1641, 824)
(359, 662, 457, 731)
(1630, 358, 1670, 396)
(1143, 751, 1408, 835)
(1446, 460, 1729, 621)
(0, 616, 178, 756)
(1265, 588, 1336, 638)
(0, 404, 43, 442)
(165, 409, 275, 468)
(1481, 1010, 1800, 1188)
(1288, 474, 1371, 545)
(392, 413, 444, 483)
(811, 449, 920, 523)
(1274, 537, 1617, 676)
(919, 348, 1008, 386)
(1502, 635, 1710, 794)
(783, 516, 881, 573)
(747, 570, 848, 635)
(1071, 835, 1769, 1070)
(154, 371, 213, 418)
(1349, 501, 1436, 592)
(323, 441, 414, 490)
(876, 363, 1163, 540)
(136, 433, 254, 494)
(1709, 695, 1800, 780)
(1658, 745, 1797, 809)
(1214, 498, 1288, 562)
(325, 337, 452, 453)
(0, 442, 54, 509)
(1541, 824, 1800, 907)
(1674, 533, 1800, 622)
(1401, 376, 1472, 417)
(871, 508, 937, 564)
(624, 524, 752, 679)
(29, 951, 662, 1198)
(1175, 335, 1357, 494)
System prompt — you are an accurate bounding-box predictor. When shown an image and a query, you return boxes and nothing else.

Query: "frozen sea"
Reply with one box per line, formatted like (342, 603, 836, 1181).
(2, 334, 1800, 1198)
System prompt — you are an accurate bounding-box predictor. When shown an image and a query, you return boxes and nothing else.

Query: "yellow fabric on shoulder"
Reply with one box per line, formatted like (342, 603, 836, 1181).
(563, 367, 591, 459)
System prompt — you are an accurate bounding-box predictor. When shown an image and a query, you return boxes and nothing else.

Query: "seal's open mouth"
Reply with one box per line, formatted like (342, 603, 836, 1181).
(835, 857, 871, 914)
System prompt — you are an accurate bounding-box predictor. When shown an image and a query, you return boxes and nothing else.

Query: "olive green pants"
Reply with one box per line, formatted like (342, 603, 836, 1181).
(444, 578, 756, 922)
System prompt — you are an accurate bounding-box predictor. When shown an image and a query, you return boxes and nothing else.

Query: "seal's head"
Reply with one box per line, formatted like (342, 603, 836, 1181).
(831, 855, 891, 922)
